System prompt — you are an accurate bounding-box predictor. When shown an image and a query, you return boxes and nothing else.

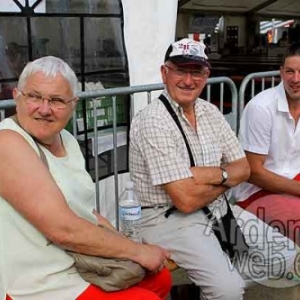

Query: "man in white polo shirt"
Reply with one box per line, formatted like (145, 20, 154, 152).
(234, 42, 300, 246)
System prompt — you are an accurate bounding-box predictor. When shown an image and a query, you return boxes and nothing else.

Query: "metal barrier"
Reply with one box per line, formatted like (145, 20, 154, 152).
(0, 76, 237, 226)
(238, 70, 281, 123)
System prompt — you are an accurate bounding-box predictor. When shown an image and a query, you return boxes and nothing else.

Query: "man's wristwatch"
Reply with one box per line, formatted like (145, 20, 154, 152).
(220, 167, 228, 185)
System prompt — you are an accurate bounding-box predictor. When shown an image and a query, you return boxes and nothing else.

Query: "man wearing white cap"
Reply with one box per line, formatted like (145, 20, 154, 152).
(129, 38, 296, 299)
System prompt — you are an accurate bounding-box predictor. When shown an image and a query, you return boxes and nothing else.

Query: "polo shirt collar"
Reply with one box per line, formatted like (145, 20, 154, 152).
(276, 81, 289, 113)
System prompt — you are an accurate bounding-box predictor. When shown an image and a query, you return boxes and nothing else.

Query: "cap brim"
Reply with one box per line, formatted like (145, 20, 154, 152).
(169, 55, 211, 69)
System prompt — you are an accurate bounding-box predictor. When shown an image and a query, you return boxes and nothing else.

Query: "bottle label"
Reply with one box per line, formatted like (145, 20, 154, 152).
(119, 206, 141, 221)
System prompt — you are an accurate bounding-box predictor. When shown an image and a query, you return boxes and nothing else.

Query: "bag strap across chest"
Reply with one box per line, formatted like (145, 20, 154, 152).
(158, 94, 216, 218)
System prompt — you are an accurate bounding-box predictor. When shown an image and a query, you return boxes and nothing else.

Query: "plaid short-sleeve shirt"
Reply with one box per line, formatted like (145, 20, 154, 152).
(129, 90, 245, 215)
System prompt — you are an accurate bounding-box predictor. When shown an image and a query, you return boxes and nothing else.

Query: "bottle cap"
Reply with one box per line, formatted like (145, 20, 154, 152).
(125, 181, 134, 189)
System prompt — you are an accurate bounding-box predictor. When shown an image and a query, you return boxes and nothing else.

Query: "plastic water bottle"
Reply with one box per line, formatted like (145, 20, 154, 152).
(118, 181, 141, 243)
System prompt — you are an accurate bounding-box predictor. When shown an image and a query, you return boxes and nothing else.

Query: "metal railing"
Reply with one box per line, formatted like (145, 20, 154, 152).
(0, 76, 237, 226)
(238, 70, 281, 122)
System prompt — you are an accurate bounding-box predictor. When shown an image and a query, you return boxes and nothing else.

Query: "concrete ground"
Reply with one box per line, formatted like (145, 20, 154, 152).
(244, 279, 300, 300)
(170, 266, 300, 299)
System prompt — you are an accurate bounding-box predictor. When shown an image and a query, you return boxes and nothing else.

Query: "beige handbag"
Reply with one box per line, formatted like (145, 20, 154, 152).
(66, 252, 145, 291)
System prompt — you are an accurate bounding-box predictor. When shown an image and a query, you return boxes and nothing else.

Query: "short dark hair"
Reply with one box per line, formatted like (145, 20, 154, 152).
(282, 42, 300, 66)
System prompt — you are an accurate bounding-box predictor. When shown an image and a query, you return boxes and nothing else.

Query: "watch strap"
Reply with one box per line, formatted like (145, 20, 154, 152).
(220, 167, 228, 185)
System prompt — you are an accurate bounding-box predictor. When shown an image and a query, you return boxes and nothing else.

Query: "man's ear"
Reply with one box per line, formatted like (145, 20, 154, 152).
(161, 65, 168, 84)
(279, 65, 284, 79)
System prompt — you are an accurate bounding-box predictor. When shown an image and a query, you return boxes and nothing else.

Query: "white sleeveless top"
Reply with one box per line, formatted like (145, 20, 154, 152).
(0, 118, 97, 300)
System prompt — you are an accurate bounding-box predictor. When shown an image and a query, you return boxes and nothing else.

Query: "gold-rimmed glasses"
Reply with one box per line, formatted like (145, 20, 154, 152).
(20, 90, 76, 109)
(165, 64, 209, 80)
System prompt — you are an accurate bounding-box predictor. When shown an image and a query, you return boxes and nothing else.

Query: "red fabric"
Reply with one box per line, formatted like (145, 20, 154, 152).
(237, 190, 273, 209)
(294, 173, 300, 181)
(76, 267, 171, 300)
(5, 268, 171, 300)
(237, 173, 300, 245)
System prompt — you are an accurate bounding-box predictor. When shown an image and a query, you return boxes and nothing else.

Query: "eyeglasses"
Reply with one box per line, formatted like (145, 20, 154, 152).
(165, 65, 209, 80)
(20, 90, 76, 109)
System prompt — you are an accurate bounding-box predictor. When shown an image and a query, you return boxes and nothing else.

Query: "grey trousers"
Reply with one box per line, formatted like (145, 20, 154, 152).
(141, 205, 297, 300)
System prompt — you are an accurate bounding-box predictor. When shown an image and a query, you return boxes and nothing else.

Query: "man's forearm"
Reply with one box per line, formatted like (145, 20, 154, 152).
(250, 168, 300, 197)
(191, 158, 249, 188)
(193, 183, 228, 208)
(191, 166, 224, 185)
(164, 158, 249, 213)
(164, 178, 228, 213)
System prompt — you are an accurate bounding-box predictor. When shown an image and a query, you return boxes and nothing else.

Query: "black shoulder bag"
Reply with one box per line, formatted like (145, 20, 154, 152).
(158, 94, 249, 261)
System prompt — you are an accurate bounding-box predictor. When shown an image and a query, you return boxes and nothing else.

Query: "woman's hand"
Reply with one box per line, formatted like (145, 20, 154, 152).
(136, 243, 170, 273)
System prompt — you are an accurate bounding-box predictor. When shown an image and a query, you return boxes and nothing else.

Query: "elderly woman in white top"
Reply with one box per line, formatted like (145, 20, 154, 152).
(0, 56, 171, 300)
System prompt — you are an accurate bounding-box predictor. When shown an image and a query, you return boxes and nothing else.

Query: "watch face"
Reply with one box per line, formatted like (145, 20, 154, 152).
(221, 168, 228, 184)
(222, 170, 228, 179)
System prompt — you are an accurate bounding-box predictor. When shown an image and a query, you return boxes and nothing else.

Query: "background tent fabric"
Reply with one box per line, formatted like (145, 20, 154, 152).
(122, 0, 178, 114)
(99, 0, 178, 226)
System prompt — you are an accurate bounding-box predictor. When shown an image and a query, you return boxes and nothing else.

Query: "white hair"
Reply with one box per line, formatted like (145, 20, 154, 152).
(17, 56, 78, 95)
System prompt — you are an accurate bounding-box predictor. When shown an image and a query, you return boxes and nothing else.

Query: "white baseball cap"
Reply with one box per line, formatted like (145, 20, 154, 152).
(164, 38, 210, 68)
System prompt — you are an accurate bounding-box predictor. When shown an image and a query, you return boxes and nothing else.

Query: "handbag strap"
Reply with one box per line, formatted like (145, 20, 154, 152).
(158, 94, 213, 218)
